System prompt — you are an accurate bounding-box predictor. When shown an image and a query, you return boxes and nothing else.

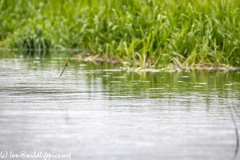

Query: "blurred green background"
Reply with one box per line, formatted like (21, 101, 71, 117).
(0, 0, 240, 67)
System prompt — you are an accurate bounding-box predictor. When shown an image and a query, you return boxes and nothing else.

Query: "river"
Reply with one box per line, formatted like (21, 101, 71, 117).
(0, 52, 239, 160)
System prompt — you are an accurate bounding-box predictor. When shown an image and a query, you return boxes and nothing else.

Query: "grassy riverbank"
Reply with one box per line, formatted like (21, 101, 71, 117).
(0, 0, 240, 68)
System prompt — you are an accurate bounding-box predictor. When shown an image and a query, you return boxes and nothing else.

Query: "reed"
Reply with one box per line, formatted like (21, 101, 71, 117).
(0, 0, 240, 67)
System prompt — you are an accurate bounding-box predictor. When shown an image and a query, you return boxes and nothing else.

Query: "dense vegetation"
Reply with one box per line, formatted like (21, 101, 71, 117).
(0, 0, 240, 67)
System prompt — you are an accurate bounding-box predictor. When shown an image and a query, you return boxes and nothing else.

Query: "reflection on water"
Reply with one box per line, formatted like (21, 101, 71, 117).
(0, 53, 240, 160)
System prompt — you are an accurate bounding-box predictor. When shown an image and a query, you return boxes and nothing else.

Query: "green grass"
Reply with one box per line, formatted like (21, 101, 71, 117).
(0, 0, 240, 67)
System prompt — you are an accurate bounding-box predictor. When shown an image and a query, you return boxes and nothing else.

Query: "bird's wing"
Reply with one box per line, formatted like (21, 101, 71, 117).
(59, 65, 67, 78)
(59, 50, 73, 78)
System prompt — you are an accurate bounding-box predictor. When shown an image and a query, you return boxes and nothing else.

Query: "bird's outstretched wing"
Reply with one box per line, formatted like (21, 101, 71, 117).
(59, 51, 73, 78)
(59, 63, 67, 78)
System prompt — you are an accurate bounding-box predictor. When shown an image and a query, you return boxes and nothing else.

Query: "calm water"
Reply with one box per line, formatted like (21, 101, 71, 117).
(0, 53, 240, 160)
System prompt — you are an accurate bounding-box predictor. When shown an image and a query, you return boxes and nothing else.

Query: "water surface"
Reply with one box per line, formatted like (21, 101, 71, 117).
(0, 53, 240, 160)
